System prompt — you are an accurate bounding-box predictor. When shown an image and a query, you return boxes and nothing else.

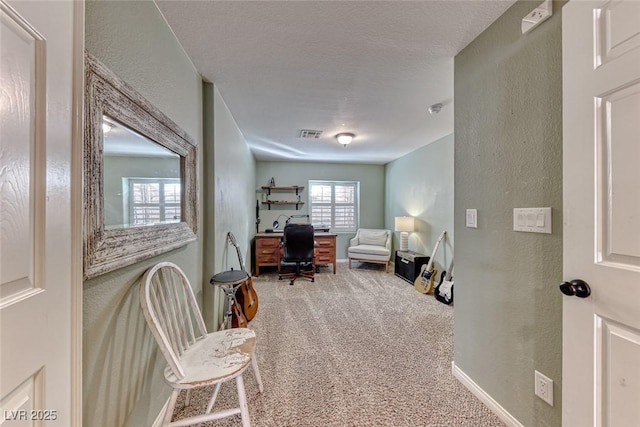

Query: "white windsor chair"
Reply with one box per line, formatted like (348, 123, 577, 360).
(140, 262, 263, 427)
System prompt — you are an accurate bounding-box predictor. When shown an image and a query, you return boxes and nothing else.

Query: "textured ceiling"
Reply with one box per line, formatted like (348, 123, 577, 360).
(156, 0, 516, 164)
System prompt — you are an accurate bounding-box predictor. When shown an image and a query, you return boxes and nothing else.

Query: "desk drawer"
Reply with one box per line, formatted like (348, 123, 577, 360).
(256, 249, 278, 267)
(316, 249, 333, 263)
(256, 238, 279, 249)
(257, 247, 278, 257)
(258, 251, 278, 262)
(315, 235, 336, 266)
(316, 238, 335, 248)
(255, 237, 279, 269)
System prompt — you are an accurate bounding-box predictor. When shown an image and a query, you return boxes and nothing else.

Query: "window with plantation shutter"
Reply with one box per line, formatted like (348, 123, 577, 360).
(308, 180, 359, 232)
(128, 178, 181, 226)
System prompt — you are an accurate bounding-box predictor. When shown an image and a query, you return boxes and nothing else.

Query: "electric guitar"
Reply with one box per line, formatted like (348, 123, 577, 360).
(227, 232, 259, 321)
(414, 230, 446, 294)
(435, 259, 454, 305)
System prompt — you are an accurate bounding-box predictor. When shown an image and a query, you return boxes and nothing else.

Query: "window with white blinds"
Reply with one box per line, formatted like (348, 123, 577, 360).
(127, 178, 181, 225)
(308, 180, 359, 232)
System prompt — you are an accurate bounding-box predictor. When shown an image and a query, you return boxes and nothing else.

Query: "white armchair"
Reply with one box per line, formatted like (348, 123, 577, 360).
(347, 229, 392, 272)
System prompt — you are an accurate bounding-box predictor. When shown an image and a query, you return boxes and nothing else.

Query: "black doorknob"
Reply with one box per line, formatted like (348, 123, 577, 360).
(559, 279, 591, 298)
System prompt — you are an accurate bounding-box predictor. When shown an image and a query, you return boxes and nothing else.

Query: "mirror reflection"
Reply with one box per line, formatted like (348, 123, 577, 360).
(103, 116, 181, 229)
(84, 53, 197, 279)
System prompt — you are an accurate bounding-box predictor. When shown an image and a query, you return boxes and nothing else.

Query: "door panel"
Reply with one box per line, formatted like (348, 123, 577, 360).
(595, 318, 640, 426)
(598, 81, 640, 266)
(0, 370, 43, 427)
(563, 1, 640, 426)
(0, 1, 77, 425)
(595, 0, 640, 66)
(0, 0, 45, 307)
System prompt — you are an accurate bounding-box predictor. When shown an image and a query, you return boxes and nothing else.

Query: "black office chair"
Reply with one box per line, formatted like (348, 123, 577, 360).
(278, 223, 316, 285)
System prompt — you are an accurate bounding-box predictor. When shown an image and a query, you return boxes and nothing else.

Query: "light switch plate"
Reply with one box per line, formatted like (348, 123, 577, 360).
(466, 209, 477, 228)
(513, 207, 551, 234)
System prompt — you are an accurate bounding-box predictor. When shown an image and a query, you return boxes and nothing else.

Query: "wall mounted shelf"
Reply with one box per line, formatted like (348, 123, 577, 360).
(260, 185, 304, 210)
(261, 201, 304, 210)
(261, 185, 304, 195)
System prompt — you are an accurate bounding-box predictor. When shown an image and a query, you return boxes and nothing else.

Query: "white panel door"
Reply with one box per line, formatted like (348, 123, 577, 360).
(0, 1, 78, 425)
(563, 1, 640, 426)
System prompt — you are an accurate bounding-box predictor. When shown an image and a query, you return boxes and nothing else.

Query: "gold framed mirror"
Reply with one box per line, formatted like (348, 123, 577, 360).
(84, 53, 198, 280)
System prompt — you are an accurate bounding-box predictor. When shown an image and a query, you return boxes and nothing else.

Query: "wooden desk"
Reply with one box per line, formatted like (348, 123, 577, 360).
(254, 232, 337, 276)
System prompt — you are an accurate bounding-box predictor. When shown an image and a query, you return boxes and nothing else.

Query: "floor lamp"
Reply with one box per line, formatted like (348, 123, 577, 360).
(395, 216, 415, 251)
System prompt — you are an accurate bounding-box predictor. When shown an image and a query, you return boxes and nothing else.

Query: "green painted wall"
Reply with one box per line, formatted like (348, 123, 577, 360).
(255, 162, 385, 259)
(202, 83, 257, 331)
(84, 2, 203, 426)
(454, 1, 565, 426)
(384, 134, 454, 273)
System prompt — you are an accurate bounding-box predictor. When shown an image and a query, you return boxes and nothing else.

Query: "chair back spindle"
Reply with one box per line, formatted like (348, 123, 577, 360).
(140, 262, 208, 380)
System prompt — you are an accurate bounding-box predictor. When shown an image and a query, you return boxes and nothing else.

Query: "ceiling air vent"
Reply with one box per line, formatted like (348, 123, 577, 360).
(298, 129, 323, 139)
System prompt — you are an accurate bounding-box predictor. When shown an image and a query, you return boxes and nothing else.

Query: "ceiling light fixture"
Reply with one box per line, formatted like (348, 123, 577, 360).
(102, 122, 112, 133)
(428, 103, 443, 115)
(336, 132, 354, 147)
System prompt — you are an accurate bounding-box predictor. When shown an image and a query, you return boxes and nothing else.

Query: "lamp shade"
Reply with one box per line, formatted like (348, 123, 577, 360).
(395, 216, 415, 232)
(395, 216, 414, 251)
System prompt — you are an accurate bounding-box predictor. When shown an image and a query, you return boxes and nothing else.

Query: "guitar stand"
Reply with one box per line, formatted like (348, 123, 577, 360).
(220, 284, 243, 331)
(209, 269, 249, 331)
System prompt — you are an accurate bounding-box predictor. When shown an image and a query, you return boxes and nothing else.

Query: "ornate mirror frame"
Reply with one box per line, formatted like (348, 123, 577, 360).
(84, 53, 198, 280)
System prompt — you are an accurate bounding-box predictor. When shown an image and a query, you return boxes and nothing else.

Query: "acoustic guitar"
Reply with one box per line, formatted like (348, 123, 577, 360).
(414, 230, 446, 294)
(227, 232, 259, 321)
(231, 297, 248, 328)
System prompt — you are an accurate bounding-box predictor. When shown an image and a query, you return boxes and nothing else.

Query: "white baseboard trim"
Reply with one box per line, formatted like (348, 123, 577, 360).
(452, 361, 524, 427)
(151, 398, 171, 427)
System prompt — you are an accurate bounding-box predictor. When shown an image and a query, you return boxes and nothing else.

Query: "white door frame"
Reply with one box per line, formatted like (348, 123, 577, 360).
(1, 1, 83, 424)
(70, 1, 84, 425)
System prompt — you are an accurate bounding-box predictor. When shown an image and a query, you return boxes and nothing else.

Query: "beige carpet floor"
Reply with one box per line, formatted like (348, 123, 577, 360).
(172, 262, 505, 427)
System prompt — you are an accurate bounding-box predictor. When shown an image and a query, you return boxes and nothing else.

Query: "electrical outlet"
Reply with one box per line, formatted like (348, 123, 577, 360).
(521, 0, 553, 34)
(534, 370, 554, 406)
(528, 8, 546, 21)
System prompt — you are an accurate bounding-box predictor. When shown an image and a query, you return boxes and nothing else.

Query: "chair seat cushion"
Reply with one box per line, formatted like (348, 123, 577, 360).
(165, 328, 255, 388)
(280, 260, 314, 276)
(280, 260, 314, 268)
(348, 244, 390, 258)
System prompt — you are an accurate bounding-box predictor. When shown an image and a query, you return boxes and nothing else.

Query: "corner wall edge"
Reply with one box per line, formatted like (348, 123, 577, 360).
(452, 361, 524, 427)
